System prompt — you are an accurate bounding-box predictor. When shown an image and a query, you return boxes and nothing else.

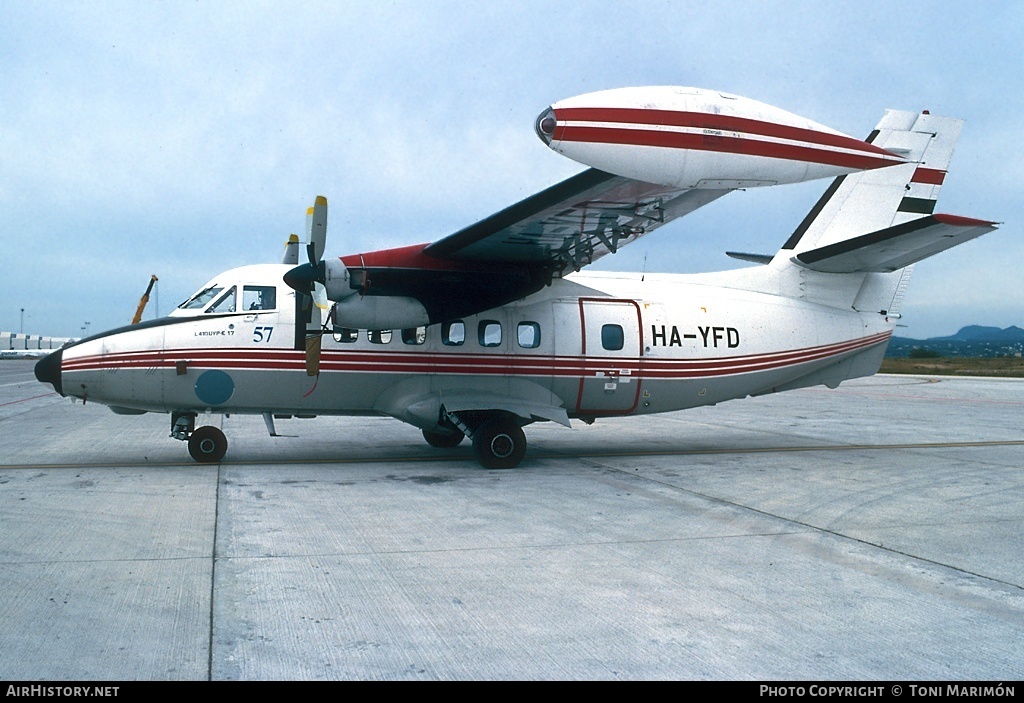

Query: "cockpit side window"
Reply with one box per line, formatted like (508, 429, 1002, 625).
(243, 285, 276, 311)
(207, 286, 237, 314)
(179, 286, 223, 310)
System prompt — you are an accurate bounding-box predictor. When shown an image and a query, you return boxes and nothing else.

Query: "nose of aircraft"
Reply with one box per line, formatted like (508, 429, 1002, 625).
(35, 348, 63, 396)
(535, 107, 557, 145)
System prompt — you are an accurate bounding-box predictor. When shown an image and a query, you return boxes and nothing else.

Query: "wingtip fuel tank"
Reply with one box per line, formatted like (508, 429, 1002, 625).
(536, 86, 907, 189)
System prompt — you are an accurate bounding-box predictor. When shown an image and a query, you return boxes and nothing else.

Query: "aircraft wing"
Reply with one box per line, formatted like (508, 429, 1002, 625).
(424, 168, 731, 272)
(322, 169, 733, 325)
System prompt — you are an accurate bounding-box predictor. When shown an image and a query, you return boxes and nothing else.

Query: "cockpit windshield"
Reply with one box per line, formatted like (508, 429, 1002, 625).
(179, 286, 224, 310)
(206, 286, 236, 314)
(171, 266, 281, 318)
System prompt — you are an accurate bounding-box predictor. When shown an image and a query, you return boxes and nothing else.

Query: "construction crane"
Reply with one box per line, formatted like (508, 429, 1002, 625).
(131, 275, 159, 325)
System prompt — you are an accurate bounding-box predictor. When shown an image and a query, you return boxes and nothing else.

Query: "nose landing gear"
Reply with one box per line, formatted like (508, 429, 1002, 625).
(171, 411, 228, 463)
(188, 426, 228, 463)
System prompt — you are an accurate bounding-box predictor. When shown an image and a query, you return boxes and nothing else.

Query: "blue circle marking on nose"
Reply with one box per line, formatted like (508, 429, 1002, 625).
(194, 370, 235, 405)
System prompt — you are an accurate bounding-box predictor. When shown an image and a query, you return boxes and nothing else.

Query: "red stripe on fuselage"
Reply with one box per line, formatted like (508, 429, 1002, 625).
(60, 332, 891, 380)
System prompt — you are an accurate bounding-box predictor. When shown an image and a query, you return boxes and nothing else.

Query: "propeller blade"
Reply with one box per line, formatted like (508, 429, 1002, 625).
(302, 294, 323, 377)
(305, 207, 315, 263)
(305, 333, 322, 377)
(291, 196, 333, 380)
(312, 282, 330, 311)
(281, 234, 300, 265)
(285, 196, 356, 306)
(308, 195, 328, 265)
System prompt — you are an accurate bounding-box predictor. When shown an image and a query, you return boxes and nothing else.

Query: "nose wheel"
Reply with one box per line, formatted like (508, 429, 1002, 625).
(188, 425, 228, 463)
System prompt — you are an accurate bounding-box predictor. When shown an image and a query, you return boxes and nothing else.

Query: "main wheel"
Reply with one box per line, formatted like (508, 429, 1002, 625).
(422, 428, 465, 448)
(472, 417, 526, 469)
(188, 425, 228, 463)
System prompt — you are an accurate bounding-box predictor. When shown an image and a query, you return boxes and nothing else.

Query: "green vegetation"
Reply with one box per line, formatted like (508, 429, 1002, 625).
(880, 356, 1024, 377)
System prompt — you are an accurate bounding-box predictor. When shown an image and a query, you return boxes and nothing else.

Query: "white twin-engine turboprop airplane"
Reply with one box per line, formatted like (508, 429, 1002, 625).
(36, 87, 998, 468)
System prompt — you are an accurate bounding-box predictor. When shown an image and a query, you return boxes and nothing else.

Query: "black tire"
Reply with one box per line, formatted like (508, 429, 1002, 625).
(188, 425, 228, 463)
(472, 417, 526, 469)
(422, 428, 465, 448)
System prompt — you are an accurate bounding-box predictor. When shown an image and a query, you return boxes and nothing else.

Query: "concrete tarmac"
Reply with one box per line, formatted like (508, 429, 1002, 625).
(1, 358, 1022, 680)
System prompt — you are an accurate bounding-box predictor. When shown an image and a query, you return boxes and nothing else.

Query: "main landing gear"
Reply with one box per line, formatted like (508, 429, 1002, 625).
(168, 409, 527, 469)
(429, 411, 529, 470)
(171, 411, 228, 463)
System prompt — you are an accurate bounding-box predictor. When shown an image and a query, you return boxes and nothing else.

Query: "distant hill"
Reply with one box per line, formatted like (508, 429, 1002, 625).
(887, 326, 1024, 358)
(929, 325, 1024, 342)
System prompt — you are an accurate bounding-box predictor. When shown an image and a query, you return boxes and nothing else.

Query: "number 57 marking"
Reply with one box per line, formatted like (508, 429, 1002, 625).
(253, 326, 274, 343)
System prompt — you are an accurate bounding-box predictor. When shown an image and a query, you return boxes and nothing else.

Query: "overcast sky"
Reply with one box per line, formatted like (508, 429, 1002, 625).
(2, 1, 1020, 339)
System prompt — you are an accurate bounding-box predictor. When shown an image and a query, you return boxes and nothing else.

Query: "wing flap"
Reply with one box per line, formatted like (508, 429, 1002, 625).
(792, 214, 998, 273)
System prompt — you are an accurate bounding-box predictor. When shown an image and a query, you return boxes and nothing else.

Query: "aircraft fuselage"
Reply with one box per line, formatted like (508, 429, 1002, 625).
(41, 263, 893, 437)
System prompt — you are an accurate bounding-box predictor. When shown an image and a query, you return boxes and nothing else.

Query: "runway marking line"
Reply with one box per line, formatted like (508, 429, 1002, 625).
(3, 438, 1023, 470)
(0, 392, 57, 407)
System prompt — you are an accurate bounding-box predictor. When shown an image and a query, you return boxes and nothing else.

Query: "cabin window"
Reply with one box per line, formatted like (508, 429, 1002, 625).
(402, 327, 426, 345)
(243, 285, 276, 311)
(368, 330, 392, 344)
(517, 322, 541, 349)
(180, 286, 223, 310)
(207, 286, 237, 314)
(442, 321, 465, 346)
(478, 321, 502, 348)
(333, 328, 358, 343)
(601, 324, 624, 351)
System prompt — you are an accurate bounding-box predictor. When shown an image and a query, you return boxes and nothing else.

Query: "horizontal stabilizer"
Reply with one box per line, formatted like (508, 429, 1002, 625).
(792, 214, 998, 273)
(726, 251, 773, 265)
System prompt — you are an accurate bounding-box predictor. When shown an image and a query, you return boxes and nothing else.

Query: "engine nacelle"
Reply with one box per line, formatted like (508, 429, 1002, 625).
(535, 86, 905, 189)
(330, 296, 430, 331)
(322, 258, 359, 302)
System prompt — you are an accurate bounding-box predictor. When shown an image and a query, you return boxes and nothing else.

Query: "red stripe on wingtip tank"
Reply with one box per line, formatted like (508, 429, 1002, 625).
(555, 107, 902, 159)
(556, 125, 901, 171)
